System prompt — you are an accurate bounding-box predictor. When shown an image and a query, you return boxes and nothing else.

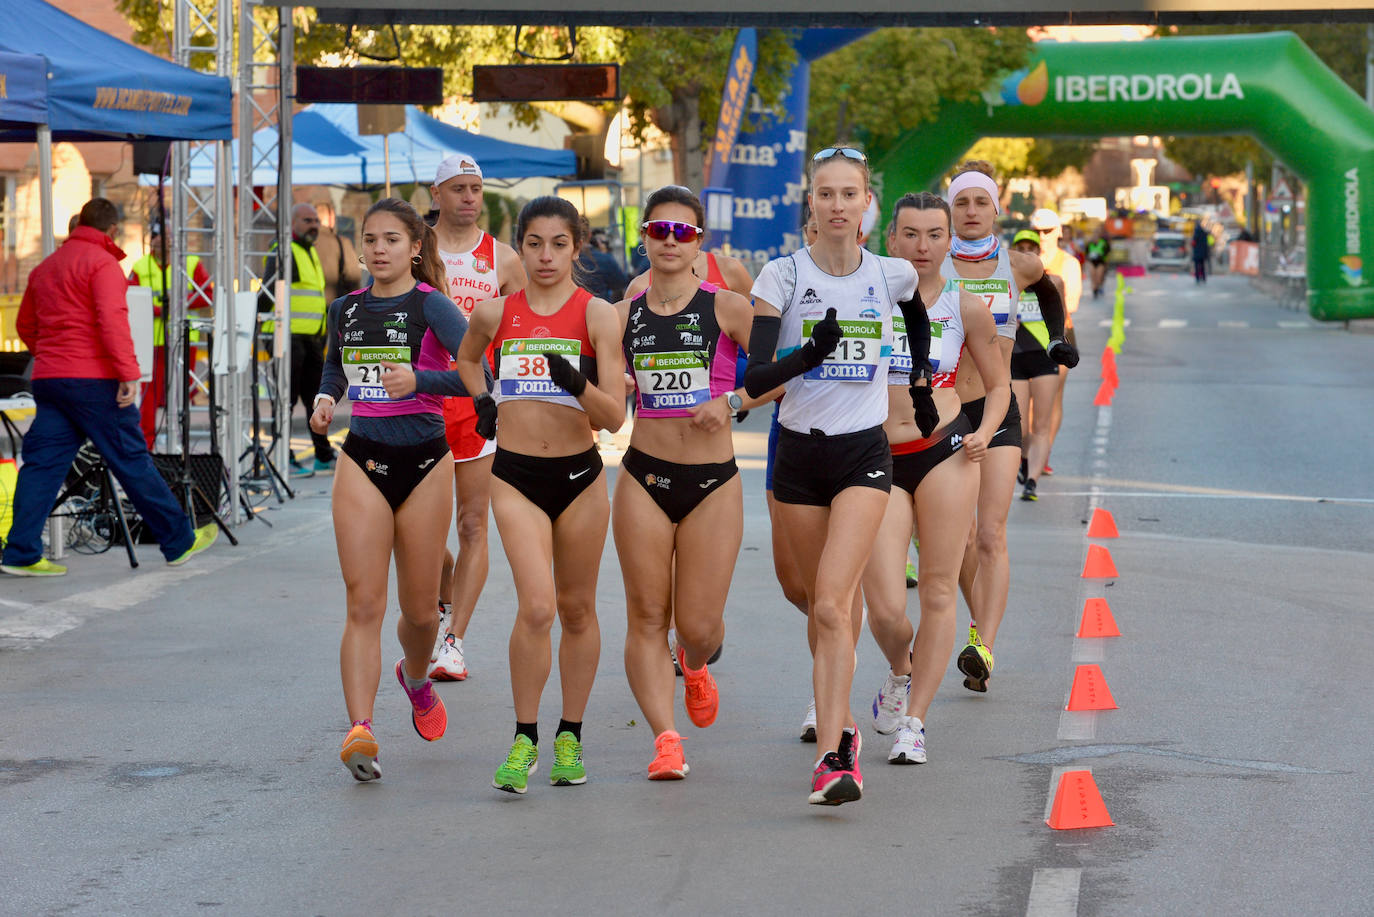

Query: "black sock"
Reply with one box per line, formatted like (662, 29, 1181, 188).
(515, 722, 538, 746)
(557, 719, 582, 742)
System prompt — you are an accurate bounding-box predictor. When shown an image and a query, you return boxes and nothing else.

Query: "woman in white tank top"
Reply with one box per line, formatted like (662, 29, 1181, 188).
(742, 146, 933, 806)
(942, 161, 1062, 695)
(860, 192, 1009, 766)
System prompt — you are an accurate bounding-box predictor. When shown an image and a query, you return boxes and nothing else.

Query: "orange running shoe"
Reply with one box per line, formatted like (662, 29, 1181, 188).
(677, 646, 719, 728)
(395, 659, 447, 741)
(340, 721, 381, 782)
(647, 730, 689, 780)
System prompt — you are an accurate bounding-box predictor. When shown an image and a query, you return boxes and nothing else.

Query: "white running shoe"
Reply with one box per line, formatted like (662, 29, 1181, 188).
(871, 672, 911, 735)
(431, 604, 451, 662)
(668, 629, 682, 677)
(888, 716, 927, 765)
(430, 634, 468, 681)
(800, 696, 817, 743)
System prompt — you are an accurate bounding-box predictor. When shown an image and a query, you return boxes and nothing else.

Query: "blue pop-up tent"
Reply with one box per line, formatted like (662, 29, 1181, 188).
(177, 104, 575, 187)
(0, 51, 49, 130)
(0, 0, 232, 142)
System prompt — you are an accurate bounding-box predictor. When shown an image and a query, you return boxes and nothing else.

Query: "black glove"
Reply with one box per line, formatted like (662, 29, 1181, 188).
(474, 392, 497, 440)
(799, 307, 843, 370)
(909, 367, 939, 438)
(1047, 337, 1080, 369)
(545, 352, 587, 397)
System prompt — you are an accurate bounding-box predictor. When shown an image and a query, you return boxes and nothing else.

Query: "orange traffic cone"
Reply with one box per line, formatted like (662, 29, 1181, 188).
(1087, 507, 1119, 538)
(1077, 598, 1122, 638)
(1046, 769, 1114, 829)
(1081, 544, 1118, 578)
(1066, 663, 1118, 710)
(1103, 363, 1120, 387)
(1092, 380, 1115, 406)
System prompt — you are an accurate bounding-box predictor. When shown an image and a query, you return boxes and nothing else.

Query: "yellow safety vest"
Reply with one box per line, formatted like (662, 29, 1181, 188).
(131, 254, 203, 346)
(262, 241, 327, 336)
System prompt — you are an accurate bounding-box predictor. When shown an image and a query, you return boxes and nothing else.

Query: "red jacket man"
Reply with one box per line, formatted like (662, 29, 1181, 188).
(2, 198, 216, 577)
(18, 225, 141, 382)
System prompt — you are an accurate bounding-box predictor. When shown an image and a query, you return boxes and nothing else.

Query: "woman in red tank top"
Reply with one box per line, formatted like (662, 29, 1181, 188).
(456, 196, 625, 794)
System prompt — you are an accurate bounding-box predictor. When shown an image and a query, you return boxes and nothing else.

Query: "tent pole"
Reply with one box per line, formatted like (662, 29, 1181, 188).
(37, 124, 54, 257)
(274, 7, 295, 477)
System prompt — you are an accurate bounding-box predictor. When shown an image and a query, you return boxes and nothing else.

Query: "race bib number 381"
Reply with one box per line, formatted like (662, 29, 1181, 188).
(633, 351, 710, 409)
(498, 337, 580, 398)
(802, 318, 882, 382)
(344, 346, 413, 402)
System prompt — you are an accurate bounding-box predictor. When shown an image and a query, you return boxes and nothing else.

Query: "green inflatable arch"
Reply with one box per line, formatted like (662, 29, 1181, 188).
(872, 33, 1374, 321)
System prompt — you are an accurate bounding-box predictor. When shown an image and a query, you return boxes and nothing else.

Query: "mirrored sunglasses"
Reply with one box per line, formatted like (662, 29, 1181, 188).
(642, 220, 703, 242)
(812, 147, 868, 163)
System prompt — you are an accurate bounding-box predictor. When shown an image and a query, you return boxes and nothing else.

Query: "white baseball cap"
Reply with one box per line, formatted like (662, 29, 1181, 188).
(434, 153, 483, 186)
(1030, 208, 1062, 231)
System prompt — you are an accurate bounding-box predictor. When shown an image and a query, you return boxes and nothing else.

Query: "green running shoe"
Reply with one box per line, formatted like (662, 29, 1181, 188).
(1, 558, 67, 576)
(549, 731, 587, 786)
(957, 624, 995, 693)
(904, 560, 918, 589)
(493, 735, 539, 794)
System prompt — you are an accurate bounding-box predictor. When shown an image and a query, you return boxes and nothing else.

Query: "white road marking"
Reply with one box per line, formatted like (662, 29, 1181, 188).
(1278, 320, 1314, 329)
(1041, 490, 1374, 505)
(1158, 318, 1188, 328)
(0, 516, 331, 644)
(1097, 318, 1132, 328)
(1026, 868, 1083, 917)
(1218, 320, 1249, 328)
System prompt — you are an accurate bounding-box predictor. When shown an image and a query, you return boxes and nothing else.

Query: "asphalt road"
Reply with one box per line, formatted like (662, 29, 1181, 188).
(2, 269, 1371, 916)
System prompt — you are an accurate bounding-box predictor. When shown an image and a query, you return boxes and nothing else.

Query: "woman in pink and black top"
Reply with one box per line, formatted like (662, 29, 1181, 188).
(612, 185, 771, 781)
(310, 198, 476, 782)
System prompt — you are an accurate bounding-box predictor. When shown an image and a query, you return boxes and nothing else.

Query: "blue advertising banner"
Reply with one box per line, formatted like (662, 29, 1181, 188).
(704, 28, 756, 188)
(718, 30, 870, 268)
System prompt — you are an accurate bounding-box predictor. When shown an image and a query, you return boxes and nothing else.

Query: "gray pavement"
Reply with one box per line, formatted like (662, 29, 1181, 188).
(2, 269, 1372, 916)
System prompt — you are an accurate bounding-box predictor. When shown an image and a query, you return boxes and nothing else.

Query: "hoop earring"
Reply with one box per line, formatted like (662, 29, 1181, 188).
(636, 244, 647, 256)
(411, 255, 423, 265)
(357, 254, 364, 263)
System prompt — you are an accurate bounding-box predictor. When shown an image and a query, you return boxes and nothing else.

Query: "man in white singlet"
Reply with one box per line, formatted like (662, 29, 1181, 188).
(430, 152, 527, 680)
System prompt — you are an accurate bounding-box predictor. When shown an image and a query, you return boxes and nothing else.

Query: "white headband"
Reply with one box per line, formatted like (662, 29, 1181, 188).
(946, 171, 1001, 214)
(434, 153, 483, 186)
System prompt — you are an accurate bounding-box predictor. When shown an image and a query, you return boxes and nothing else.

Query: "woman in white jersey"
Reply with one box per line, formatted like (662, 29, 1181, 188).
(863, 192, 1008, 765)
(456, 196, 625, 795)
(743, 146, 934, 806)
(942, 161, 1077, 694)
(430, 153, 526, 682)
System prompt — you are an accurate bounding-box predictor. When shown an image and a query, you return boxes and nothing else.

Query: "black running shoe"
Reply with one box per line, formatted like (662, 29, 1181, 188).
(1021, 479, 1038, 502)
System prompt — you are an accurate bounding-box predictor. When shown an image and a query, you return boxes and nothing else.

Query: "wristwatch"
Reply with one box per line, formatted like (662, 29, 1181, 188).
(726, 391, 744, 417)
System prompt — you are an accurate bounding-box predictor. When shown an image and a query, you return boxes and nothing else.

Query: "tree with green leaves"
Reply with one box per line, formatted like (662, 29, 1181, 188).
(806, 28, 1032, 164)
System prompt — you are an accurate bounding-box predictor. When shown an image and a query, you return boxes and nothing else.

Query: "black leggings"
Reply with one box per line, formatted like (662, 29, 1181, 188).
(621, 446, 738, 524)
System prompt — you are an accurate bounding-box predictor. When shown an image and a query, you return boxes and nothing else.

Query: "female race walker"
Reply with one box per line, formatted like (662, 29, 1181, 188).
(864, 193, 1008, 765)
(614, 186, 772, 780)
(744, 146, 934, 806)
(942, 162, 1076, 694)
(311, 198, 473, 782)
(1008, 228, 1065, 503)
(455, 196, 625, 795)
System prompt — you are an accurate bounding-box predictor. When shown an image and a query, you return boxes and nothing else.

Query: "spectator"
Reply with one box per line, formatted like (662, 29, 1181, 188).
(2, 198, 217, 577)
(575, 220, 630, 302)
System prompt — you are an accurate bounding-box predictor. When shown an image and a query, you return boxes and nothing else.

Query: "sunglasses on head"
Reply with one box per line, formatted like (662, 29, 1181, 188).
(812, 147, 868, 163)
(641, 220, 703, 243)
